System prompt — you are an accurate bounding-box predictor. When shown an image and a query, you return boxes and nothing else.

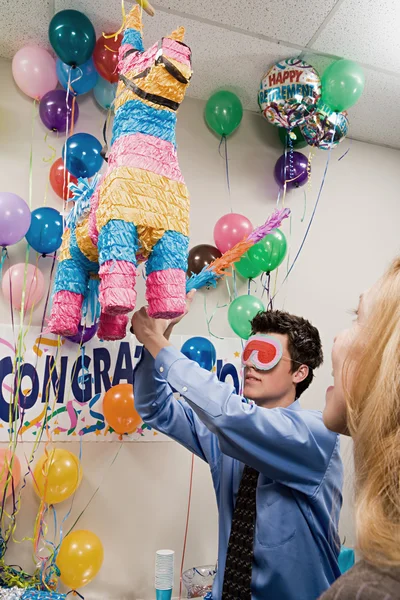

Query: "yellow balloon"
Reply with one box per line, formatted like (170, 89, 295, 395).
(34, 448, 82, 504)
(57, 530, 104, 589)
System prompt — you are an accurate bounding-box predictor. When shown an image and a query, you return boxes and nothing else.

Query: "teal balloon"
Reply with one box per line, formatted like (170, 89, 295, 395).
(49, 10, 96, 67)
(278, 126, 307, 149)
(235, 254, 262, 279)
(205, 91, 243, 137)
(248, 229, 287, 273)
(322, 59, 365, 112)
(228, 295, 265, 340)
(93, 77, 117, 110)
(25, 207, 63, 255)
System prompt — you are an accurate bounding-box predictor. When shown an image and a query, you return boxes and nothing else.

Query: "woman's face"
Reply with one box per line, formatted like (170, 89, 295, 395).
(323, 284, 377, 435)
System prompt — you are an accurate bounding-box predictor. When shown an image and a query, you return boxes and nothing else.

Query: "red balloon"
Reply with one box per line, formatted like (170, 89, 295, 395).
(93, 34, 122, 84)
(50, 158, 78, 200)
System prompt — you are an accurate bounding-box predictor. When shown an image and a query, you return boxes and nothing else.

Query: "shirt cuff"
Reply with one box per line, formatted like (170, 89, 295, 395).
(155, 345, 187, 379)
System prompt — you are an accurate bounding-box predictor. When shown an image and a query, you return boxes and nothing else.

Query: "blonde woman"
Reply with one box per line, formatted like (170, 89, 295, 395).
(321, 258, 400, 599)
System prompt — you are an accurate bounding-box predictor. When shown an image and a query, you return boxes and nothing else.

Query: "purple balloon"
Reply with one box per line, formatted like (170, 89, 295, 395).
(39, 89, 79, 133)
(66, 322, 98, 344)
(274, 151, 309, 190)
(0, 192, 31, 247)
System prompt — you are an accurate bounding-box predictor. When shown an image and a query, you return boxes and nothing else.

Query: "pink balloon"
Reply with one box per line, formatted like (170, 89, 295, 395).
(12, 46, 58, 100)
(0, 450, 21, 500)
(2, 263, 45, 311)
(214, 213, 253, 254)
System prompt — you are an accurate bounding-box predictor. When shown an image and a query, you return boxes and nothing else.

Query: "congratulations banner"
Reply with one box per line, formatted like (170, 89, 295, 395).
(0, 327, 243, 442)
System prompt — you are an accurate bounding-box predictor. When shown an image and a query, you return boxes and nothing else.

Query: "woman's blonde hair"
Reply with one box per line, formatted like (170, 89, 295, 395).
(344, 257, 400, 566)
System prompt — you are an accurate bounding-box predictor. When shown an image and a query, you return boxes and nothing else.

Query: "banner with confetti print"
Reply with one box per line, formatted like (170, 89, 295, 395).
(0, 327, 243, 441)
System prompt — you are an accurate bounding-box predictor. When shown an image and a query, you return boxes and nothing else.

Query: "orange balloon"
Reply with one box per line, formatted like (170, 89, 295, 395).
(103, 383, 141, 435)
(34, 448, 82, 504)
(56, 529, 104, 589)
(0, 450, 21, 499)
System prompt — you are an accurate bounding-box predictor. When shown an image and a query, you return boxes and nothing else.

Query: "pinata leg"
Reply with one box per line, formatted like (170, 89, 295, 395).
(98, 220, 139, 315)
(48, 259, 88, 337)
(98, 312, 129, 341)
(145, 231, 188, 319)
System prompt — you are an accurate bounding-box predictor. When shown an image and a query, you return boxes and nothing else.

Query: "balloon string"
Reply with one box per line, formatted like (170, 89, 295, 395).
(0, 247, 7, 281)
(203, 295, 226, 340)
(301, 191, 307, 223)
(179, 453, 195, 600)
(338, 138, 352, 161)
(43, 133, 56, 164)
(103, 0, 127, 40)
(218, 135, 232, 212)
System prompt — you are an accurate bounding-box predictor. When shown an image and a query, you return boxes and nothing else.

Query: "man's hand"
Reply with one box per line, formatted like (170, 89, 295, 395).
(131, 307, 169, 345)
(165, 290, 196, 340)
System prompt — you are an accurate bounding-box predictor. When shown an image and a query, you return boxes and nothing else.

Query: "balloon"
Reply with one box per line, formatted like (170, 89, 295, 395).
(33, 448, 82, 504)
(93, 77, 117, 111)
(103, 384, 141, 435)
(187, 244, 222, 276)
(12, 46, 57, 100)
(56, 58, 98, 95)
(57, 530, 104, 589)
(205, 91, 243, 137)
(2, 264, 45, 311)
(93, 34, 122, 83)
(49, 158, 78, 200)
(39, 89, 79, 133)
(25, 207, 63, 255)
(49, 10, 96, 67)
(234, 254, 262, 279)
(181, 337, 216, 371)
(0, 450, 21, 500)
(248, 229, 287, 273)
(214, 213, 253, 254)
(322, 59, 365, 112)
(62, 133, 103, 178)
(301, 102, 349, 150)
(274, 151, 309, 189)
(278, 126, 307, 149)
(0, 193, 31, 246)
(66, 322, 98, 344)
(228, 295, 265, 340)
(259, 58, 321, 128)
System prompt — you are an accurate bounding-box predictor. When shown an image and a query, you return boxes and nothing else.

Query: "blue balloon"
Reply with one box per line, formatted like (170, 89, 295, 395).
(25, 207, 63, 255)
(62, 132, 104, 178)
(57, 58, 98, 96)
(93, 76, 117, 110)
(181, 337, 217, 371)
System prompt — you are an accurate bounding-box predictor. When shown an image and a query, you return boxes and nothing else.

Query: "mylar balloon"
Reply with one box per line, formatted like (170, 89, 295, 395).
(301, 102, 348, 150)
(259, 58, 321, 129)
(25, 207, 63, 255)
(274, 151, 309, 189)
(49, 158, 78, 200)
(93, 77, 117, 110)
(187, 244, 222, 276)
(205, 91, 243, 137)
(56, 58, 98, 95)
(49, 10, 96, 67)
(248, 229, 287, 273)
(39, 89, 78, 133)
(322, 59, 364, 112)
(0, 193, 31, 246)
(93, 34, 122, 83)
(181, 337, 217, 371)
(234, 254, 262, 279)
(34, 449, 82, 504)
(103, 383, 141, 435)
(57, 530, 104, 589)
(228, 295, 265, 340)
(62, 133, 103, 178)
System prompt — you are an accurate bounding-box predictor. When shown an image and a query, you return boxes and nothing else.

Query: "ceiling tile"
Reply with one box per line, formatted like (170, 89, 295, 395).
(0, 0, 51, 59)
(153, 0, 338, 46)
(312, 0, 400, 74)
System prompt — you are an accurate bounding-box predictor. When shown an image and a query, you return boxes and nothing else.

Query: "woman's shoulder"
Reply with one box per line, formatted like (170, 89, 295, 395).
(319, 560, 400, 599)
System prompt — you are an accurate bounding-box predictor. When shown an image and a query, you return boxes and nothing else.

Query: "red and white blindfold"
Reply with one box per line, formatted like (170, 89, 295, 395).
(241, 334, 283, 371)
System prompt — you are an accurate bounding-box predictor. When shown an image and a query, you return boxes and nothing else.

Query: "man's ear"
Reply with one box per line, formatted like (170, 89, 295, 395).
(292, 364, 309, 384)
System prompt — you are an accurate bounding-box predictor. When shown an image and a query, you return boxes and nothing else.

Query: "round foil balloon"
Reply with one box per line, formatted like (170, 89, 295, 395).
(300, 103, 349, 150)
(259, 58, 321, 129)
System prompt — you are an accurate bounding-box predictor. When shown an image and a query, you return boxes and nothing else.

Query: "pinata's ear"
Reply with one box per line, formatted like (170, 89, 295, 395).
(168, 26, 185, 42)
(126, 4, 143, 34)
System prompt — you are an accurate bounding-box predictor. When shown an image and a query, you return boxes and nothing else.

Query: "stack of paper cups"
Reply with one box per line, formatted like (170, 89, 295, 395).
(155, 549, 174, 600)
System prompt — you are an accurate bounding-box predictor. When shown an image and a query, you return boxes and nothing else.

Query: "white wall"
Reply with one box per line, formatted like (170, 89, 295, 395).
(1, 55, 400, 598)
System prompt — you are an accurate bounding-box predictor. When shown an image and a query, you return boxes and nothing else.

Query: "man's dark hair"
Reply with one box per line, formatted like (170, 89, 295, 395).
(250, 310, 323, 399)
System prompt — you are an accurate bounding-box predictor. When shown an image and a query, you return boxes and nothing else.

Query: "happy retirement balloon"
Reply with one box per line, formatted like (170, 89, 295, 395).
(300, 102, 349, 150)
(259, 58, 321, 129)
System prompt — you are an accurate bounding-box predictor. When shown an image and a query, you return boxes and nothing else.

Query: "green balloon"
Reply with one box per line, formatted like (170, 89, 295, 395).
(321, 59, 365, 112)
(278, 126, 308, 149)
(235, 254, 262, 279)
(205, 91, 243, 137)
(248, 229, 287, 273)
(228, 295, 265, 340)
(49, 10, 96, 67)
